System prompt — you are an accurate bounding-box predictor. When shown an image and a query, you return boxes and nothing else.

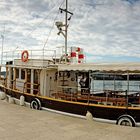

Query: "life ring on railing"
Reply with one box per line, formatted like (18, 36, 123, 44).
(21, 50, 29, 62)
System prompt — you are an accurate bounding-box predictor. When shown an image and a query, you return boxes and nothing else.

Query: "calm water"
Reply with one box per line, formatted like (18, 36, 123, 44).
(91, 80, 140, 92)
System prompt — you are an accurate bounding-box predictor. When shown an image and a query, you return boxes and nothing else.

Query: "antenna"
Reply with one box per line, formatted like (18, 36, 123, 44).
(55, 0, 73, 56)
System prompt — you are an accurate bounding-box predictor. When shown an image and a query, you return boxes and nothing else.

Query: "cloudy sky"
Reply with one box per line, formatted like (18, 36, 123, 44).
(0, 0, 140, 62)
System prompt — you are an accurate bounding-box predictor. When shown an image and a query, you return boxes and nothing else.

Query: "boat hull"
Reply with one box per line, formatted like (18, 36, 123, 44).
(1, 86, 140, 125)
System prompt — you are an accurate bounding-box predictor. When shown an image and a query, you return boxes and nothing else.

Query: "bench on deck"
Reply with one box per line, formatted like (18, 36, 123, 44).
(52, 92, 126, 106)
(51, 92, 77, 101)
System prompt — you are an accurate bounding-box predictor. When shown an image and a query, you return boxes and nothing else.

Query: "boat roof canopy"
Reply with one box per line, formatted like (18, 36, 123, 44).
(58, 62, 140, 72)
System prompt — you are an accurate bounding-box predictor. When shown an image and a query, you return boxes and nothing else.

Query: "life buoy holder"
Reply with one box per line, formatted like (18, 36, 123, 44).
(21, 50, 29, 62)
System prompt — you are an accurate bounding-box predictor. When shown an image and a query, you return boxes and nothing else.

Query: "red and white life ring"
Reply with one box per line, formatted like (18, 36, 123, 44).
(21, 50, 29, 62)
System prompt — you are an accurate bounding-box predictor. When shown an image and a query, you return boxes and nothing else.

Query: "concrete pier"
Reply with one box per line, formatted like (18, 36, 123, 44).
(0, 100, 139, 140)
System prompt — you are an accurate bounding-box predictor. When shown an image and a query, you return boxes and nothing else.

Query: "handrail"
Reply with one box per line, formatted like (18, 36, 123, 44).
(52, 87, 140, 107)
(1, 49, 57, 65)
(23, 82, 40, 95)
(6, 79, 40, 94)
(52, 91, 127, 105)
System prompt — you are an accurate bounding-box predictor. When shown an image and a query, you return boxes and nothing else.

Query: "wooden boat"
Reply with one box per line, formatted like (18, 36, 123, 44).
(0, 0, 140, 127)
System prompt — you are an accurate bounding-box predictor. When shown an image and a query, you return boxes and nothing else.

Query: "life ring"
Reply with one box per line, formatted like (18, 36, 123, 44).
(21, 50, 29, 62)
(116, 115, 135, 127)
(30, 98, 41, 110)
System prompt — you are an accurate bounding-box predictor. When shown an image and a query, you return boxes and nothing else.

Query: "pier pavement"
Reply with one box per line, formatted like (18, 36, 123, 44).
(0, 100, 139, 140)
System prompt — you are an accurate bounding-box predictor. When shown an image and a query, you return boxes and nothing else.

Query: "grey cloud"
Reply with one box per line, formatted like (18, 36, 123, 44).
(0, 0, 140, 62)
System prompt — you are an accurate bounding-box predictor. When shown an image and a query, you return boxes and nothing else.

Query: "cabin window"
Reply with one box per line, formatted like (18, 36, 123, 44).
(21, 69, 25, 80)
(16, 68, 19, 78)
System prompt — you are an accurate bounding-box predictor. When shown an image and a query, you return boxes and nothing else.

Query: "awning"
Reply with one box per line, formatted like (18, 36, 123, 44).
(58, 62, 140, 72)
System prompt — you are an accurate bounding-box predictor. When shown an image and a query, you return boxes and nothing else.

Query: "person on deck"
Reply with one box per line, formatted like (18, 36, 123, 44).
(84, 74, 90, 93)
(79, 75, 86, 95)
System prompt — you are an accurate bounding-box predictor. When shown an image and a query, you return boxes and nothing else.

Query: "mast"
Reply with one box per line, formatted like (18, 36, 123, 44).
(55, 0, 73, 57)
(65, 0, 68, 55)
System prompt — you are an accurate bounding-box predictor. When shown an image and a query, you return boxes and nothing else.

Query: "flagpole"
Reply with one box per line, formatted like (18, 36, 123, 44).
(1, 35, 4, 65)
(1, 25, 5, 65)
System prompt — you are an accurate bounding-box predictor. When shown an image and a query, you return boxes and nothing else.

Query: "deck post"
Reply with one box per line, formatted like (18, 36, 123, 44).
(114, 74, 116, 91)
(56, 71, 59, 97)
(92, 73, 94, 94)
(25, 69, 28, 93)
(31, 69, 34, 94)
(139, 92, 140, 104)
(13, 67, 16, 90)
(0, 66, 1, 80)
(126, 71, 129, 108)
(5, 66, 8, 88)
(103, 74, 105, 91)
(87, 71, 90, 104)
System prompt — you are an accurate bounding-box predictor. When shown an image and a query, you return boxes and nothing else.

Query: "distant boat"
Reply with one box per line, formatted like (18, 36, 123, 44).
(0, 0, 140, 127)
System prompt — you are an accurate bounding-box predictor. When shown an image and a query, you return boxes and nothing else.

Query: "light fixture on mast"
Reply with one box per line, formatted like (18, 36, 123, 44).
(55, 21, 65, 37)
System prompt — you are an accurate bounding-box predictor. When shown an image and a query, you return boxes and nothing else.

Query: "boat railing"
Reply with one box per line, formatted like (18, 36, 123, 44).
(23, 82, 40, 95)
(1, 49, 57, 65)
(5, 79, 40, 95)
(53, 90, 127, 106)
(53, 86, 140, 107)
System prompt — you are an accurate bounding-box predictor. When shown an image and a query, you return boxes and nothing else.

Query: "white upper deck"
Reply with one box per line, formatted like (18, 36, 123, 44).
(14, 59, 56, 68)
(1, 49, 140, 72)
(1, 49, 59, 68)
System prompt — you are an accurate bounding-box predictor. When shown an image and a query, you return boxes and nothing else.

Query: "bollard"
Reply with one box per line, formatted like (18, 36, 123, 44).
(0, 91, 6, 100)
(86, 111, 93, 121)
(20, 95, 25, 106)
(9, 96, 14, 104)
